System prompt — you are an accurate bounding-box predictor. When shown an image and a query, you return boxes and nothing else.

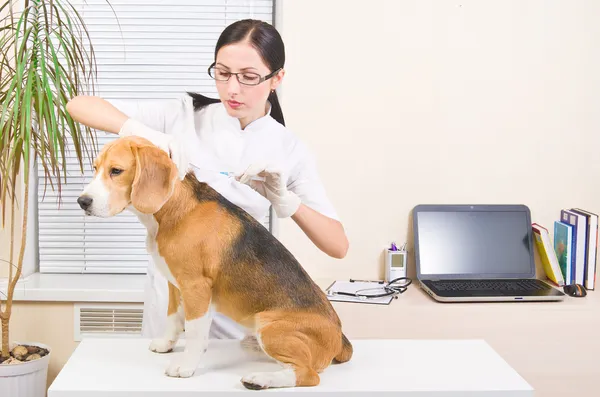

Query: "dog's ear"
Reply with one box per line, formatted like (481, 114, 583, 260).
(130, 144, 178, 214)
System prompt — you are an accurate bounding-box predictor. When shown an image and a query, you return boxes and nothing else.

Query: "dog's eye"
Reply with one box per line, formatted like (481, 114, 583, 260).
(110, 168, 123, 176)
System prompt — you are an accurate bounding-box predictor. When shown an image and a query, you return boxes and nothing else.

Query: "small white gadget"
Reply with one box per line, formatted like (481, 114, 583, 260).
(385, 247, 407, 283)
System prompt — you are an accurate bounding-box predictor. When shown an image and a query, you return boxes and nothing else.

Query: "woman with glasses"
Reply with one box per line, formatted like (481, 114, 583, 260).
(66, 19, 348, 342)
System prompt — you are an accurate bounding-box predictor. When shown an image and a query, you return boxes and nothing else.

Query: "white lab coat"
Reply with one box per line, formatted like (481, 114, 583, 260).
(106, 94, 339, 339)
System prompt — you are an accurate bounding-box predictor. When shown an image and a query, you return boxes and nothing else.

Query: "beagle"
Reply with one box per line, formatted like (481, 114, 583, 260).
(77, 136, 353, 389)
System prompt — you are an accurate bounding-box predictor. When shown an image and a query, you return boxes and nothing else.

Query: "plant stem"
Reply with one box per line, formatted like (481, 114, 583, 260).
(0, 159, 30, 358)
(0, 318, 8, 358)
(8, 182, 15, 283)
(0, 179, 16, 358)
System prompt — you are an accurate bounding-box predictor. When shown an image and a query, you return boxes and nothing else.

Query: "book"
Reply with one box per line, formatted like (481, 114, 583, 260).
(532, 223, 564, 286)
(560, 209, 586, 285)
(571, 208, 598, 290)
(554, 221, 573, 285)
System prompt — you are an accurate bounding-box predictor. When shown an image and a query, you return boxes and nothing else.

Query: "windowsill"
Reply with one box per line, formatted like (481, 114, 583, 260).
(0, 272, 145, 303)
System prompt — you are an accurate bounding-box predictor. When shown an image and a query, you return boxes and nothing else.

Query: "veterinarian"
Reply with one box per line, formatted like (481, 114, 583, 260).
(66, 19, 349, 340)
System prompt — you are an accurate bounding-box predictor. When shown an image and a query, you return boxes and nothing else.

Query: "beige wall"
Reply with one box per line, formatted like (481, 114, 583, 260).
(0, 162, 35, 279)
(4, 303, 77, 389)
(0, 205, 17, 278)
(1, 0, 599, 392)
(0, 0, 16, 279)
(276, 0, 600, 280)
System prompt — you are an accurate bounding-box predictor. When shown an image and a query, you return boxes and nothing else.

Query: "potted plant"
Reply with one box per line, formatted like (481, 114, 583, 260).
(0, 0, 100, 395)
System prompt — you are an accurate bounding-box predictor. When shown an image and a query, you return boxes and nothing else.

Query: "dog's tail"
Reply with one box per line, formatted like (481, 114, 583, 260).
(333, 333, 353, 363)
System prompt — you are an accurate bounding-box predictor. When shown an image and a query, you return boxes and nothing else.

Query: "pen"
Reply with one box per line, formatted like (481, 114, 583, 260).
(349, 279, 385, 284)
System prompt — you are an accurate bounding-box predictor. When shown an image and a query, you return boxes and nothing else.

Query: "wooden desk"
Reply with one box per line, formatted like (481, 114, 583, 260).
(324, 280, 599, 397)
(48, 338, 532, 396)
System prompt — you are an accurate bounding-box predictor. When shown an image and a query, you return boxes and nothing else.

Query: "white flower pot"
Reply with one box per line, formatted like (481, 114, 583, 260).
(0, 342, 51, 397)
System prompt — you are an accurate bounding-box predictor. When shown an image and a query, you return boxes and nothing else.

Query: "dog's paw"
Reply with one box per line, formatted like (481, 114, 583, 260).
(149, 339, 175, 353)
(241, 370, 296, 389)
(241, 372, 270, 390)
(165, 354, 198, 378)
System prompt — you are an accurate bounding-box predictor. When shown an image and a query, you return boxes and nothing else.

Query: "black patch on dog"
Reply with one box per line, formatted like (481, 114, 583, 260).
(242, 380, 268, 390)
(183, 173, 334, 315)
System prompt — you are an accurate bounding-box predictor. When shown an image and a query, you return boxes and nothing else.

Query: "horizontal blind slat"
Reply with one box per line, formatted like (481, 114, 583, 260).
(40, 241, 146, 248)
(42, 266, 146, 274)
(39, 229, 147, 236)
(39, 236, 146, 243)
(39, 217, 140, 224)
(40, 254, 150, 261)
(80, 33, 221, 40)
(68, 0, 271, 6)
(40, 248, 149, 255)
(82, 268, 146, 274)
(78, 6, 227, 13)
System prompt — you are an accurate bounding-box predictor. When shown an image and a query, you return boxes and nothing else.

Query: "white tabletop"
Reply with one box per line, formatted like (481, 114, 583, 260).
(48, 338, 533, 396)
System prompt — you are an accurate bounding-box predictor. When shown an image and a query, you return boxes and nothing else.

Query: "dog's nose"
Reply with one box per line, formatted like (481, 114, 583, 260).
(77, 195, 93, 210)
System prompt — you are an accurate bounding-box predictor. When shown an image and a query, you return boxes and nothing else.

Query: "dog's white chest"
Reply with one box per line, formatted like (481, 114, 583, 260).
(128, 207, 179, 288)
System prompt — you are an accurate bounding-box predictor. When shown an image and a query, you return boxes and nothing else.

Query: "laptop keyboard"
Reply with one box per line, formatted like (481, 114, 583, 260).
(430, 279, 549, 292)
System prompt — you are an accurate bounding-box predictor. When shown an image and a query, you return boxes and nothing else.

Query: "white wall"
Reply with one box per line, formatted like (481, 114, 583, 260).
(275, 0, 600, 280)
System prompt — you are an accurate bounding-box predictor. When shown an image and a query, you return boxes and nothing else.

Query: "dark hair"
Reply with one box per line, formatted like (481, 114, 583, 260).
(187, 19, 286, 126)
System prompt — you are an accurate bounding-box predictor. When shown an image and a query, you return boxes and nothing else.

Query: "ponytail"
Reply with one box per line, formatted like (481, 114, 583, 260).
(268, 90, 285, 127)
(187, 91, 286, 127)
(187, 92, 221, 111)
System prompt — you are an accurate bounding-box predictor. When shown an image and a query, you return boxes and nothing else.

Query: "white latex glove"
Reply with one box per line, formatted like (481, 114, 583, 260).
(235, 164, 301, 218)
(119, 118, 189, 179)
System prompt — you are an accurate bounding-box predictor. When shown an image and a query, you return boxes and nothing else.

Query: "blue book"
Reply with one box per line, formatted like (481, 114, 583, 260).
(570, 208, 594, 288)
(554, 221, 573, 284)
(572, 208, 598, 290)
(561, 209, 586, 285)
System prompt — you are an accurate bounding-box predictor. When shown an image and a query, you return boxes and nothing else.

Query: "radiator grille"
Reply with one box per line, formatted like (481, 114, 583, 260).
(74, 304, 143, 340)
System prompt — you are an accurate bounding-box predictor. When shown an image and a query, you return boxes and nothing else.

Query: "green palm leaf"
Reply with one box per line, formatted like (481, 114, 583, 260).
(0, 0, 116, 358)
(0, 0, 102, 220)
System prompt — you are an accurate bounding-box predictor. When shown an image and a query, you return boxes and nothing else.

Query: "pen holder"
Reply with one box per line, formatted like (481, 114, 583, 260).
(385, 249, 407, 282)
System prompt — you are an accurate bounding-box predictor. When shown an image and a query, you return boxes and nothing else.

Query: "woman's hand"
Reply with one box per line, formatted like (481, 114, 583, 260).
(235, 163, 301, 218)
(236, 163, 349, 259)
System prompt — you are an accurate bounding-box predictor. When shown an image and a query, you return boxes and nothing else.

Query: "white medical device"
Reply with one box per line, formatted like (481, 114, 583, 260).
(385, 246, 407, 283)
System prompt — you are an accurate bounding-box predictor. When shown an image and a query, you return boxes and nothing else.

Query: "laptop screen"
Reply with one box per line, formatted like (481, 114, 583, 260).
(414, 206, 535, 279)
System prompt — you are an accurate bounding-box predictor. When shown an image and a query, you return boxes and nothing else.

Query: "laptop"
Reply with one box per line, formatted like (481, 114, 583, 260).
(412, 204, 565, 302)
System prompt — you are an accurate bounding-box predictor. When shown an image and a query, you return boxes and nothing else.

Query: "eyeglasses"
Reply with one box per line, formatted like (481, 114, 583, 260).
(207, 62, 281, 86)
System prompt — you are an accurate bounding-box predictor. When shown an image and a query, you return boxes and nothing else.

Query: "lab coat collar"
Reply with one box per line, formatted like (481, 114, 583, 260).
(218, 100, 274, 132)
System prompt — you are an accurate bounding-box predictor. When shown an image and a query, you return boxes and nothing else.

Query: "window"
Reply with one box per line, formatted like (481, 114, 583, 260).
(37, 0, 275, 274)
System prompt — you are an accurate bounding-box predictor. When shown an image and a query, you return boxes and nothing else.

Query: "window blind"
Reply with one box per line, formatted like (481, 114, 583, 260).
(38, 0, 274, 274)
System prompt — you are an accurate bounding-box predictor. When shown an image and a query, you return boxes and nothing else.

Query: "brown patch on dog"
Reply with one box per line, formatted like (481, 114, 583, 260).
(130, 142, 178, 214)
(167, 282, 181, 316)
(256, 311, 343, 375)
(179, 278, 213, 321)
(152, 177, 243, 321)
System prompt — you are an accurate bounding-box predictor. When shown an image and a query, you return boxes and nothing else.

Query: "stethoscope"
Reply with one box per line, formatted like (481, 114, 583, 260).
(329, 277, 413, 300)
